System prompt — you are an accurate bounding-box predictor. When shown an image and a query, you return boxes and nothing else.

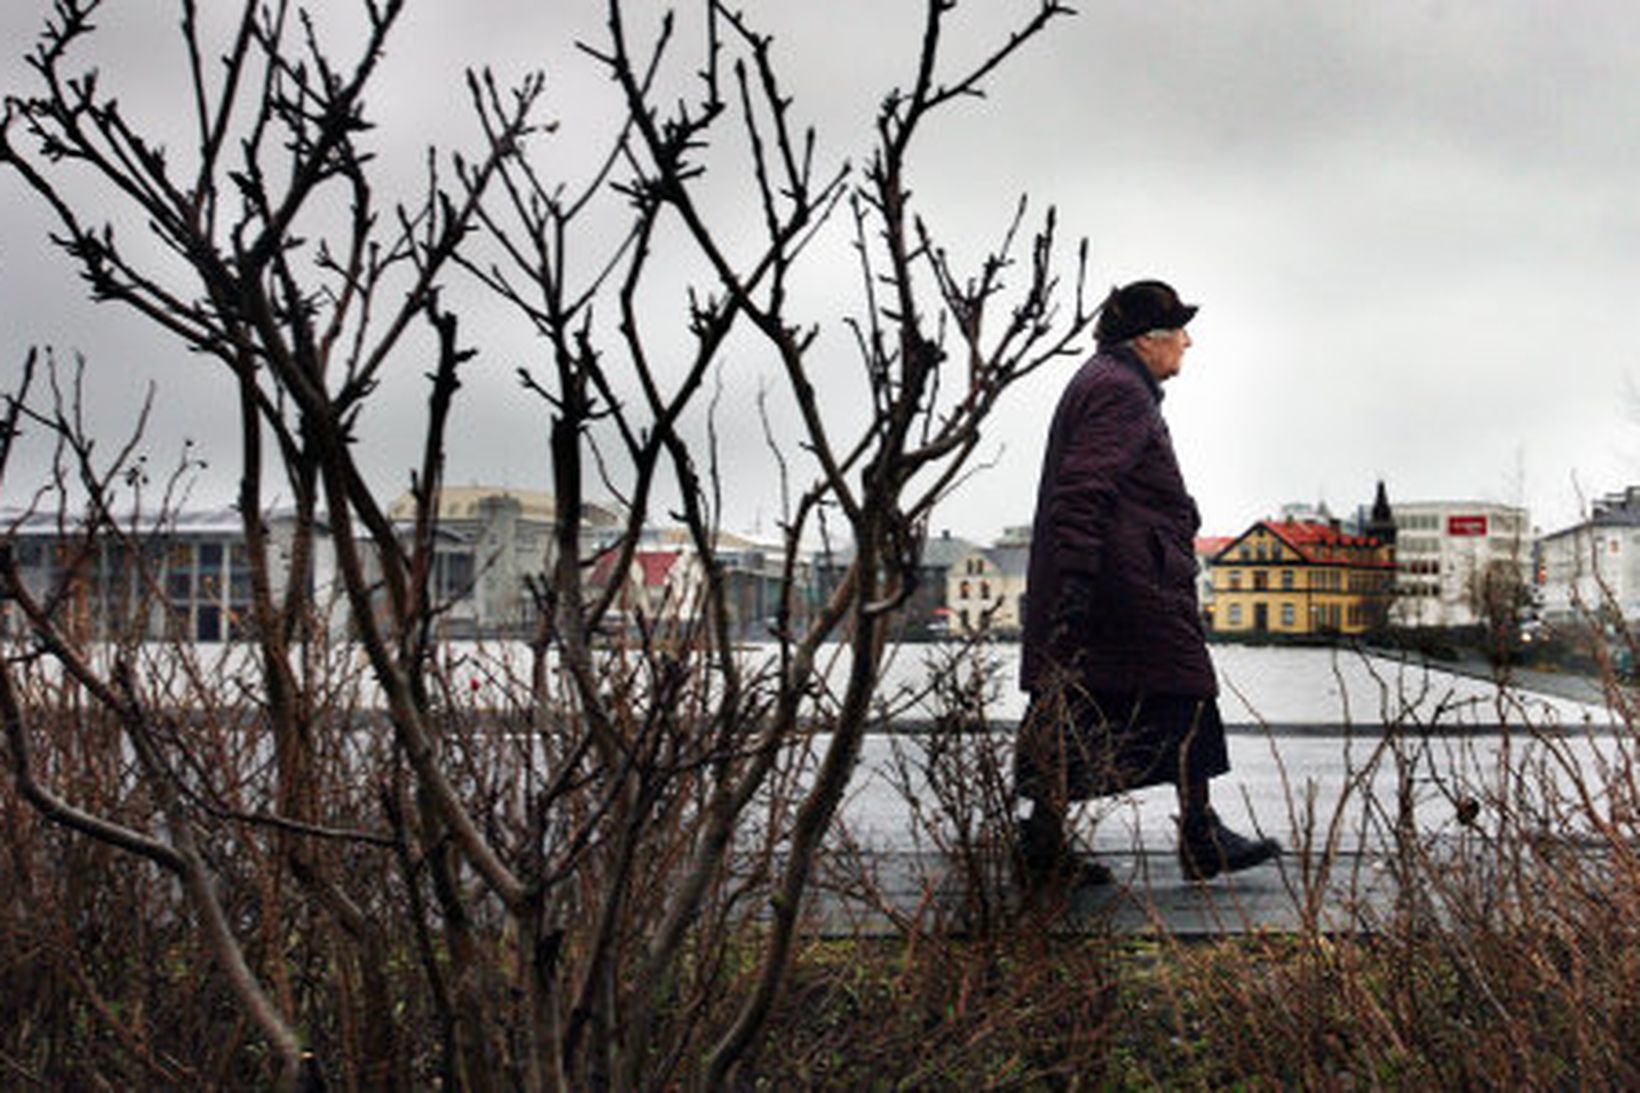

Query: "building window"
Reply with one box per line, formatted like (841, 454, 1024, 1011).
(158, 537, 248, 641)
(197, 604, 222, 642)
(167, 568, 193, 602)
(1253, 571, 1268, 591)
(960, 580, 971, 598)
(1281, 603, 1295, 627)
(1281, 569, 1294, 590)
(1228, 571, 1242, 590)
(1228, 604, 1242, 626)
(435, 550, 476, 603)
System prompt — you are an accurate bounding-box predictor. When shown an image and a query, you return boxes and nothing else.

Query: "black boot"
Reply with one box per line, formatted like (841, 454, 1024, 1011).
(1016, 803, 1113, 890)
(1178, 808, 1281, 881)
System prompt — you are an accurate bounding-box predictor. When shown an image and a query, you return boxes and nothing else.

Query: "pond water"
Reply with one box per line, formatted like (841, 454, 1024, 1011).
(68, 637, 1605, 729)
(863, 641, 1612, 728)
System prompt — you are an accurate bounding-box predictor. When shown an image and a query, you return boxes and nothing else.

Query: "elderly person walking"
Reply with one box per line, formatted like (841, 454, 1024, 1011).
(1014, 279, 1280, 887)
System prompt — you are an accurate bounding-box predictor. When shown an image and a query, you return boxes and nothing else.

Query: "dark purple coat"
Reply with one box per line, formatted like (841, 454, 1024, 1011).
(1019, 345, 1216, 698)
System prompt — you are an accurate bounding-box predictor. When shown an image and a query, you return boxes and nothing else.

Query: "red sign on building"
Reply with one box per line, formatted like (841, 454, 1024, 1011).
(1447, 514, 1488, 537)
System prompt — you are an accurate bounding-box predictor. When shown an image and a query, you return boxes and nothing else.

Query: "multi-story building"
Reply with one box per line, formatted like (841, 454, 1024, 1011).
(2, 505, 329, 642)
(1537, 486, 1640, 627)
(1194, 535, 1234, 623)
(1387, 500, 1531, 629)
(812, 528, 979, 639)
(1208, 520, 1395, 638)
(384, 486, 623, 638)
(4, 487, 627, 642)
(587, 525, 805, 640)
(946, 538, 1029, 636)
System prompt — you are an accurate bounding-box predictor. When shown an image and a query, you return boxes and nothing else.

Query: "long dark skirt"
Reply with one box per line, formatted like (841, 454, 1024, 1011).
(1013, 685, 1231, 803)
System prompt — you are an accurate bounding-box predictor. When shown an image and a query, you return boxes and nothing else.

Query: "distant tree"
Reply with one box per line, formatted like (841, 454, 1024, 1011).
(1469, 556, 1533, 662)
(0, 1, 1089, 1087)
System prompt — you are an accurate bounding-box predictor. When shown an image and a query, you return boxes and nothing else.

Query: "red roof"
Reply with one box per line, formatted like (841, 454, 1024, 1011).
(635, 550, 682, 587)
(1261, 521, 1392, 567)
(586, 548, 686, 588)
(1195, 535, 1234, 557)
(586, 550, 621, 587)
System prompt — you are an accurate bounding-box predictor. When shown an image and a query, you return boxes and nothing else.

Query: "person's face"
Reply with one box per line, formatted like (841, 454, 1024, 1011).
(1134, 327, 1192, 382)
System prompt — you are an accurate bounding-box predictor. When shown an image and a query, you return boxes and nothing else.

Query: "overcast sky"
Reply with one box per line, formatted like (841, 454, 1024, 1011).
(3, 1, 1639, 545)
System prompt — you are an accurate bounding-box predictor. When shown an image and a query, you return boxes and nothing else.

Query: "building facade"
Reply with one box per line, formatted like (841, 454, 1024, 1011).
(1537, 487, 1640, 627)
(812, 528, 979, 640)
(1208, 520, 1395, 638)
(5, 488, 628, 642)
(946, 542, 1029, 636)
(1387, 500, 1531, 629)
(384, 486, 625, 639)
(587, 526, 804, 640)
(2, 506, 332, 642)
(1194, 535, 1233, 624)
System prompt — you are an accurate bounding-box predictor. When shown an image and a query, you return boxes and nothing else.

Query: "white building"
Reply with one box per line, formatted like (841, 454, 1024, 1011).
(388, 487, 594, 638)
(588, 525, 801, 639)
(1389, 500, 1532, 629)
(946, 542, 1029, 636)
(3, 487, 625, 642)
(1537, 487, 1640, 627)
(1195, 535, 1234, 620)
(1, 505, 341, 642)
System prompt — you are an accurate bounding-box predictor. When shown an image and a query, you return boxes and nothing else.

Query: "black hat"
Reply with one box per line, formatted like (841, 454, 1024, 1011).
(1095, 280, 1199, 345)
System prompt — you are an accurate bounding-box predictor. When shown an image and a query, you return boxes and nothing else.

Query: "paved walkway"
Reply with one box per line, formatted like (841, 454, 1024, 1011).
(810, 712, 1627, 936)
(807, 844, 1393, 937)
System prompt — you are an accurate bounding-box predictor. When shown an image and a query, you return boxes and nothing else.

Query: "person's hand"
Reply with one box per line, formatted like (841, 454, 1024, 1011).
(1050, 571, 1096, 645)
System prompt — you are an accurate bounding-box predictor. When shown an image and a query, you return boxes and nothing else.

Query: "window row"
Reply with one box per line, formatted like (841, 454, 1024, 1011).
(1221, 568, 1388, 592)
(1221, 601, 1369, 630)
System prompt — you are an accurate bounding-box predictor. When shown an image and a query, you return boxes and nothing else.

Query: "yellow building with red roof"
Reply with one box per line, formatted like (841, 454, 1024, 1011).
(1206, 520, 1395, 638)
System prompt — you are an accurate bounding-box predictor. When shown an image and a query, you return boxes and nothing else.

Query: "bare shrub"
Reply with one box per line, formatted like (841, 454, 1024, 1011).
(0, 1, 1089, 1087)
(1146, 650, 1640, 1086)
(848, 629, 1640, 1085)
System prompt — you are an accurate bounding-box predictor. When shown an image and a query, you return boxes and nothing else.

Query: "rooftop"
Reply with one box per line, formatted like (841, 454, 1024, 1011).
(385, 487, 619, 526)
(1213, 520, 1394, 568)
